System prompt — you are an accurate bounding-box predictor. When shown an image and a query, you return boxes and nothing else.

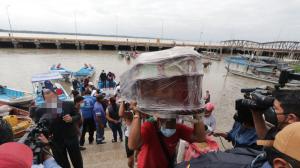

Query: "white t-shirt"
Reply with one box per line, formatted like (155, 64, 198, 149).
(124, 125, 131, 137)
(203, 115, 216, 131)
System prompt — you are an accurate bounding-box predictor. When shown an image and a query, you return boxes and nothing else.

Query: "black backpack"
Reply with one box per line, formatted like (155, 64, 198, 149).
(176, 147, 266, 168)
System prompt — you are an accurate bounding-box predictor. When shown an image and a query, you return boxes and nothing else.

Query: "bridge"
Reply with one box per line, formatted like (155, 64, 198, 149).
(0, 32, 299, 59)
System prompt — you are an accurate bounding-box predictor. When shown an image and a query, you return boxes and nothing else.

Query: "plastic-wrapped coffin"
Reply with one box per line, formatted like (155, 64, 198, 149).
(120, 47, 204, 117)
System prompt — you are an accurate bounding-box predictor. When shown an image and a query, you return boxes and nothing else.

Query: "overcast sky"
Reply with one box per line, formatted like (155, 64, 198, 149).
(0, 0, 299, 42)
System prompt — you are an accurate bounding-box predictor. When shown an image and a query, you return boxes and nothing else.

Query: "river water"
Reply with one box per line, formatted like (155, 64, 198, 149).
(0, 49, 268, 132)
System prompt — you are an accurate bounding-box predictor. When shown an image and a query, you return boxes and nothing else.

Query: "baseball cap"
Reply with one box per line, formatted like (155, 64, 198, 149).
(0, 142, 33, 168)
(205, 102, 215, 112)
(257, 122, 300, 161)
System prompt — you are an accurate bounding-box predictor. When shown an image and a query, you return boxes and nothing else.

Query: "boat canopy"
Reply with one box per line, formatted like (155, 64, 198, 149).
(31, 72, 63, 82)
(73, 67, 94, 77)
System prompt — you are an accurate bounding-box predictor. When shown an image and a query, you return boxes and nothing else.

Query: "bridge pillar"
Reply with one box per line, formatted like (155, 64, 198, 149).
(34, 40, 40, 49)
(74, 42, 80, 50)
(80, 43, 85, 50)
(55, 41, 61, 49)
(159, 46, 163, 50)
(98, 44, 102, 50)
(145, 45, 149, 51)
(219, 48, 223, 55)
(230, 48, 233, 55)
(12, 40, 18, 48)
(114, 45, 119, 51)
(130, 46, 134, 51)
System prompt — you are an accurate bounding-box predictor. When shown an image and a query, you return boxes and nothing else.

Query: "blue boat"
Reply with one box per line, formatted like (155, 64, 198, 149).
(0, 85, 34, 107)
(31, 72, 70, 106)
(73, 64, 95, 79)
(97, 80, 117, 89)
(50, 64, 73, 81)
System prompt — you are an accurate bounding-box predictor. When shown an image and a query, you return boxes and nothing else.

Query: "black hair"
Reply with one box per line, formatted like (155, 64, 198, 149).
(266, 147, 300, 168)
(109, 97, 117, 112)
(0, 119, 14, 145)
(74, 96, 84, 104)
(96, 95, 104, 103)
(273, 90, 300, 118)
(71, 90, 79, 97)
(235, 99, 255, 126)
(84, 89, 92, 95)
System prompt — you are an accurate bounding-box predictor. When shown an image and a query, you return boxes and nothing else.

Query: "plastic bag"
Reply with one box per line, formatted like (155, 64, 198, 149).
(120, 47, 204, 117)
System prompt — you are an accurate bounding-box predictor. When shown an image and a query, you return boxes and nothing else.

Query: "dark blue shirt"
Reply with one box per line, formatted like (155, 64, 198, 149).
(227, 121, 258, 148)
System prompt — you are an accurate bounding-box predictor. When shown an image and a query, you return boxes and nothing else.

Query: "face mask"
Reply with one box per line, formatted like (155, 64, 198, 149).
(160, 127, 176, 137)
(80, 103, 85, 108)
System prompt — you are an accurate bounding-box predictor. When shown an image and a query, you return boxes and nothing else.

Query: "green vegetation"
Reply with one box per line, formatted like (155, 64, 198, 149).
(292, 64, 300, 73)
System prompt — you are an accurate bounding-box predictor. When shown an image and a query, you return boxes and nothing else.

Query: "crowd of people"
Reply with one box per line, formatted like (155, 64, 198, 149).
(71, 70, 116, 96)
(0, 85, 300, 168)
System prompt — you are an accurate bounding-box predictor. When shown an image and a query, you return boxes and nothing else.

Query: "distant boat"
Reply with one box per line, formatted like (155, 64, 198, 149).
(73, 64, 95, 79)
(225, 55, 300, 86)
(50, 64, 73, 81)
(0, 86, 34, 107)
(31, 72, 71, 106)
(201, 51, 221, 61)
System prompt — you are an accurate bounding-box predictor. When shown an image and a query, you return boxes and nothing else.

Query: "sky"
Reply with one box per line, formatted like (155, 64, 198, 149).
(0, 0, 299, 42)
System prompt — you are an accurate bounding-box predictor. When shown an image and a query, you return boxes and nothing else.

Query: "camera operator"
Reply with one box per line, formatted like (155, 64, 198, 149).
(30, 88, 83, 168)
(0, 119, 61, 168)
(251, 90, 300, 140)
(213, 99, 259, 149)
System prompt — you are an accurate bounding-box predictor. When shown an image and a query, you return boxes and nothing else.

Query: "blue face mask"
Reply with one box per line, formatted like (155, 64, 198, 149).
(160, 127, 176, 137)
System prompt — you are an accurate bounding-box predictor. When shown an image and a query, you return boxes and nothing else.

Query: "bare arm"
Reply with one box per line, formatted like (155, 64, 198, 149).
(191, 114, 206, 142)
(128, 108, 142, 150)
(106, 108, 117, 123)
(119, 101, 125, 117)
(252, 110, 268, 139)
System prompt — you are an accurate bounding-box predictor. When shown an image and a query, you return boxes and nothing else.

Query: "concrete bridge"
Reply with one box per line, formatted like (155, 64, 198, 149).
(0, 32, 299, 59)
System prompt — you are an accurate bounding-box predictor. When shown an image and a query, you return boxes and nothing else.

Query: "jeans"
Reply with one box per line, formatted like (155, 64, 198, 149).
(96, 125, 105, 143)
(109, 123, 123, 141)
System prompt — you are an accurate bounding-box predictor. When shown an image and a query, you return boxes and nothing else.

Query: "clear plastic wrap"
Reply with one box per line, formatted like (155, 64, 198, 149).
(120, 47, 204, 117)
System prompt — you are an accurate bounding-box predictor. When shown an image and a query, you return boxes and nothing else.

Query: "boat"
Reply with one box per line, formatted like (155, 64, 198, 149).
(73, 64, 95, 79)
(201, 51, 221, 61)
(118, 51, 127, 57)
(97, 80, 117, 89)
(31, 72, 71, 106)
(130, 51, 140, 58)
(50, 64, 73, 81)
(225, 55, 300, 86)
(0, 103, 33, 138)
(0, 85, 34, 107)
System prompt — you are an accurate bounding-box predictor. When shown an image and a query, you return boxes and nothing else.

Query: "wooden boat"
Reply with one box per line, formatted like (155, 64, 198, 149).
(50, 64, 73, 81)
(0, 86, 34, 107)
(73, 64, 95, 79)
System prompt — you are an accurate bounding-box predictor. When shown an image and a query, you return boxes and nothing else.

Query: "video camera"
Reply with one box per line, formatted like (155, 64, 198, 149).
(19, 119, 51, 164)
(236, 69, 300, 124)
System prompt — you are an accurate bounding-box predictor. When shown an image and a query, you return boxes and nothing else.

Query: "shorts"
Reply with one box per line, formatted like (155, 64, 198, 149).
(125, 136, 134, 158)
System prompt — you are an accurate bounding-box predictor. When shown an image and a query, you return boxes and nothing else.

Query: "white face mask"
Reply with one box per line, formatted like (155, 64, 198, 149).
(80, 103, 85, 108)
(160, 127, 176, 137)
